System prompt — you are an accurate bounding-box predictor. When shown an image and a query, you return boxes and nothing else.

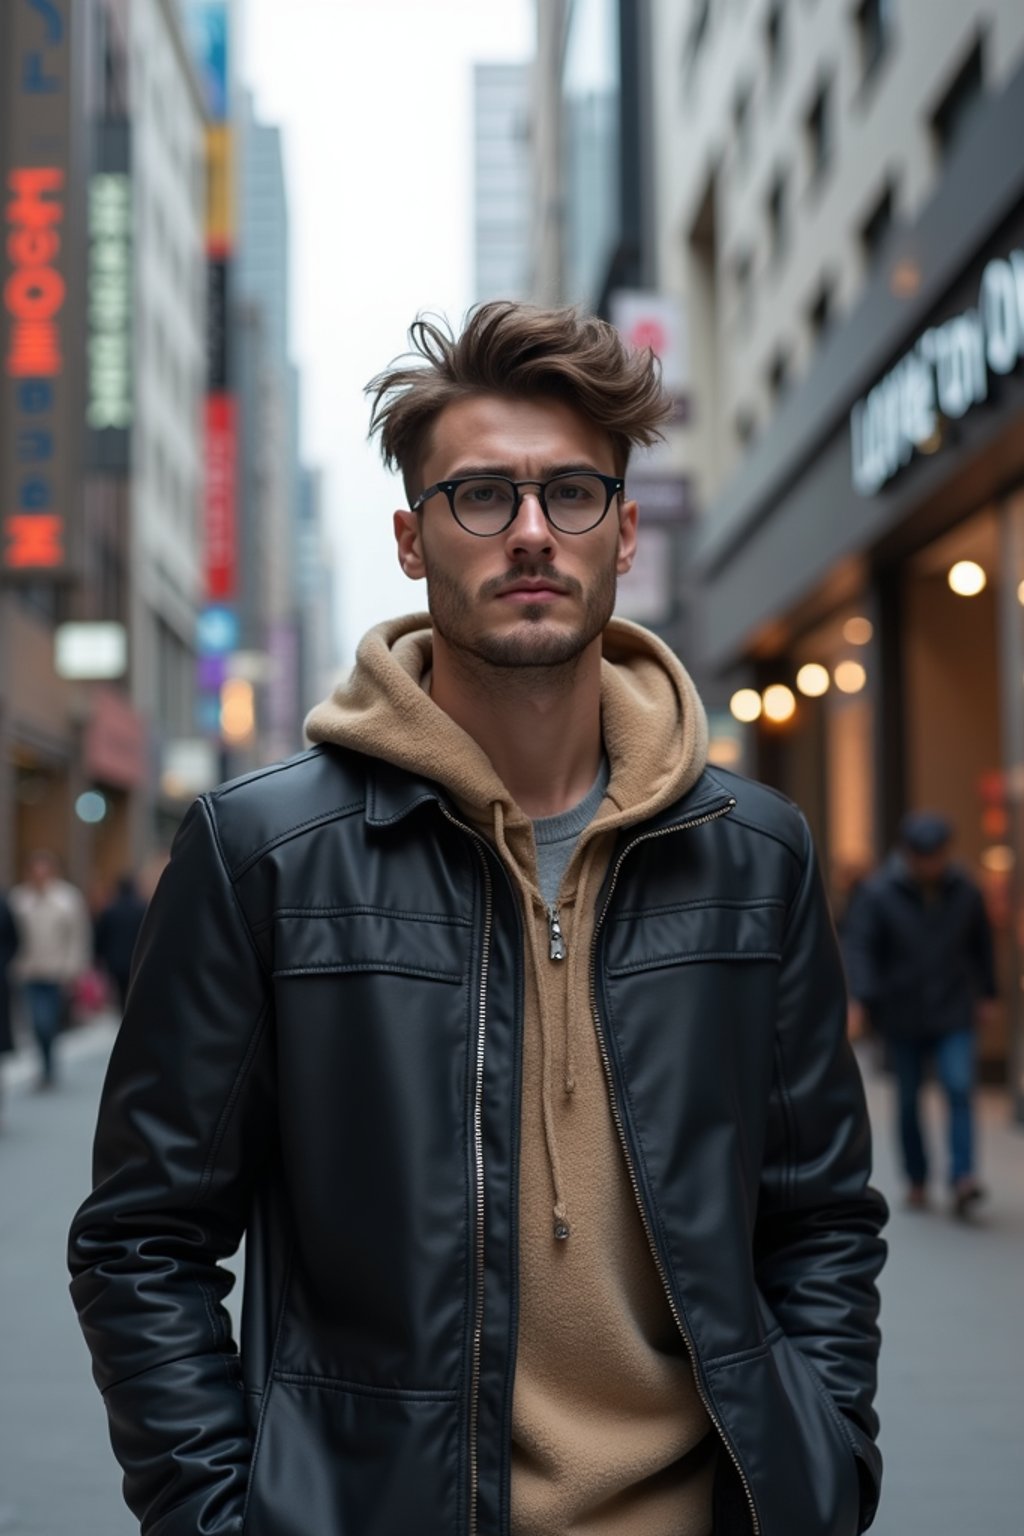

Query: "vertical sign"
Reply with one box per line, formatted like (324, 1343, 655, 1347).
(184, 1, 238, 607)
(87, 121, 132, 471)
(1, 0, 75, 577)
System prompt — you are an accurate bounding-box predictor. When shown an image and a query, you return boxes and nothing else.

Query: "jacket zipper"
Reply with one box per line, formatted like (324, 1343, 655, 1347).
(438, 807, 492, 1536)
(588, 798, 762, 1536)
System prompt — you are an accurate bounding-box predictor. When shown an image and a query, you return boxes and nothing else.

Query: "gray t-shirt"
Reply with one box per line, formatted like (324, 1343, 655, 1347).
(532, 757, 611, 910)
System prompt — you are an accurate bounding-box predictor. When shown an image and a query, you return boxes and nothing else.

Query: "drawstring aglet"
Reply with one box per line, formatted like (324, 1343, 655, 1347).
(553, 1203, 571, 1241)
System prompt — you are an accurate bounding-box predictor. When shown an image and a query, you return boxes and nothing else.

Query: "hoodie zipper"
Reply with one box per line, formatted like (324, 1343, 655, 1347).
(438, 806, 492, 1536)
(588, 798, 762, 1536)
(547, 904, 566, 961)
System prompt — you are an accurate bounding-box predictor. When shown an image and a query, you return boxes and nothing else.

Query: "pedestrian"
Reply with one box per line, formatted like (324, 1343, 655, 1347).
(0, 889, 19, 1120)
(93, 874, 147, 1014)
(844, 811, 998, 1217)
(10, 851, 90, 1089)
(69, 303, 887, 1536)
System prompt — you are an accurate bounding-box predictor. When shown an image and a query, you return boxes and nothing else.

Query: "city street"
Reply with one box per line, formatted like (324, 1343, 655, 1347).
(0, 1024, 1021, 1534)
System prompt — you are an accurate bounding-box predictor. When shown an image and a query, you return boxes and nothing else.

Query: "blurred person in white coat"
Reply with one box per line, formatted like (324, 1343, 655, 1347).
(10, 851, 90, 1088)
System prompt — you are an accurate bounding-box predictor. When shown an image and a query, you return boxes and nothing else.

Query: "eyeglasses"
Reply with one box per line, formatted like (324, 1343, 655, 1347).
(411, 471, 625, 537)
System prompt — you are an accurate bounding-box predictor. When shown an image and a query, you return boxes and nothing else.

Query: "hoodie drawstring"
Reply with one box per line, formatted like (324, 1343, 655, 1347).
(494, 800, 572, 1242)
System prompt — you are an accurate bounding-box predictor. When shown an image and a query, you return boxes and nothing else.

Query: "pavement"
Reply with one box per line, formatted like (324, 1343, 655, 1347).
(0, 1023, 1021, 1535)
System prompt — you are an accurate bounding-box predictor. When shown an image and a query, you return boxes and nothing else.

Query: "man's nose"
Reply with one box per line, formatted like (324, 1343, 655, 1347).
(504, 489, 554, 555)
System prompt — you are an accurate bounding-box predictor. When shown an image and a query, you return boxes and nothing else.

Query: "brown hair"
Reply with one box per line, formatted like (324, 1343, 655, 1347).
(366, 300, 672, 502)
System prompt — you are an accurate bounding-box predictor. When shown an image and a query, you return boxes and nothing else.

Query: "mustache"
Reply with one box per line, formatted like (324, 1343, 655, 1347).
(480, 565, 582, 600)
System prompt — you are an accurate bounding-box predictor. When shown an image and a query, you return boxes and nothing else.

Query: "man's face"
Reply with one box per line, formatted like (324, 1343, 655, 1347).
(906, 847, 950, 884)
(27, 853, 55, 890)
(393, 393, 637, 671)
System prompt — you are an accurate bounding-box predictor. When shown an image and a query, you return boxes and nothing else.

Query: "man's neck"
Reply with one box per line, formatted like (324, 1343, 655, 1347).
(430, 636, 605, 819)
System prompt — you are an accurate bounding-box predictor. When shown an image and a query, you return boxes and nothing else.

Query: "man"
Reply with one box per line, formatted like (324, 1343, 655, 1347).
(10, 850, 90, 1088)
(69, 303, 886, 1536)
(93, 874, 148, 1014)
(845, 811, 997, 1217)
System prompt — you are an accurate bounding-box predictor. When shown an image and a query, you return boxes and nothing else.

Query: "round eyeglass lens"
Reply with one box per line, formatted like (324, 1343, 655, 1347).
(450, 477, 515, 533)
(544, 473, 610, 531)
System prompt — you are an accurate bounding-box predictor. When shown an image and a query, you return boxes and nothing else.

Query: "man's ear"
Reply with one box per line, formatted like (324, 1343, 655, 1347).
(394, 510, 426, 579)
(616, 498, 638, 575)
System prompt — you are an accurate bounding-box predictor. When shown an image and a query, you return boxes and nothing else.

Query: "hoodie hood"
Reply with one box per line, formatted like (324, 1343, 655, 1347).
(304, 611, 709, 838)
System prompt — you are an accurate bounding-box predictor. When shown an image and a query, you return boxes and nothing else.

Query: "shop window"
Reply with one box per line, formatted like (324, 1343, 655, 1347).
(855, 0, 895, 88)
(931, 37, 985, 162)
(860, 179, 895, 269)
(805, 77, 833, 187)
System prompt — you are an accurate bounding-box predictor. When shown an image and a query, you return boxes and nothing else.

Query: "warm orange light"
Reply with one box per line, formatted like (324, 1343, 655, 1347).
(834, 661, 867, 694)
(948, 560, 986, 597)
(796, 663, 830, 697)
(763, 684, 797, 723)
(729, 688, 762, 723)
(220, 678, 255, 742)
(842, 616, 873, 646)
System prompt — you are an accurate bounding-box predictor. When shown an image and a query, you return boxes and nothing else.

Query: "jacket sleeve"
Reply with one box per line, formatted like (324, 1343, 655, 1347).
(68, 797, 275, 1535)
(754, 815, 888, 1531)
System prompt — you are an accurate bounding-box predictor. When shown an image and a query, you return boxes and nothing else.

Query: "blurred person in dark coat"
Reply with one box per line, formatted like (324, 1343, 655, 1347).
(0, 890, 19, 1118)
(94, 875, 147, 1014)
(844, 812, 997, 1215)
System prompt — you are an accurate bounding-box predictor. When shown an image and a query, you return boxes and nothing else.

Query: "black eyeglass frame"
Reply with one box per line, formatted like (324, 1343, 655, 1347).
(411, 471, 626, 536)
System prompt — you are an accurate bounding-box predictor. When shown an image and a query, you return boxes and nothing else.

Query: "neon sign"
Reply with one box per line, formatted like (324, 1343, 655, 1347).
(87, 173, 132, 437)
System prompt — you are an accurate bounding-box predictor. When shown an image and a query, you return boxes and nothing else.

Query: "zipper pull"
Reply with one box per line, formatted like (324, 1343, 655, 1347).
(547, 904, 566, 961)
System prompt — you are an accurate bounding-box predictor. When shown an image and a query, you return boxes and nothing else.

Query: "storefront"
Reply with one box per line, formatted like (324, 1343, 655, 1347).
(695, 59, 1024, 1115)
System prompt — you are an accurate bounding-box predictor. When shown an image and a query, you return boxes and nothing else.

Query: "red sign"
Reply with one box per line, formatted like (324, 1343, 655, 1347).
(204, 392, 237, 599)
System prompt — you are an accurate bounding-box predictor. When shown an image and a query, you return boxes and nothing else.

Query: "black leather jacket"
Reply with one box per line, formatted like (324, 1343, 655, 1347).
(68, 745, 887, 1536)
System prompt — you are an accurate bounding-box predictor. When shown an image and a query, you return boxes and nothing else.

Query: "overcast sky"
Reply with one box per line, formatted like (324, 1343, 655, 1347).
(240, 0, 536, 670)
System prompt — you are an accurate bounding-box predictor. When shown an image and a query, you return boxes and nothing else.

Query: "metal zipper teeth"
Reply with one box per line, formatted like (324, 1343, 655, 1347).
(589, 798, 762, 1536)
(439, 807, 492, 1536)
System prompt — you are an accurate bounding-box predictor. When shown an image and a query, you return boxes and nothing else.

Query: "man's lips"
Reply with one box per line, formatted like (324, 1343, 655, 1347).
(496, 581, 568, 603)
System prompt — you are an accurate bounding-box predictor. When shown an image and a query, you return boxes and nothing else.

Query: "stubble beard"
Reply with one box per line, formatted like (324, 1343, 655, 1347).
(426, 557, 619, 677)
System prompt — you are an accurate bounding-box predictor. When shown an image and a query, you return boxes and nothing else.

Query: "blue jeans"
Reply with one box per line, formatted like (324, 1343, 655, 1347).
(890, 1029, 975, 1187)
(23, 980, 64, 1083)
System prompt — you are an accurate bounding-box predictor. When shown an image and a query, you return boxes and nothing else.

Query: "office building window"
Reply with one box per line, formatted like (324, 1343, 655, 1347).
(733, 84, 753, 169)
(932, 38, 984, 160)
(856, 0, 894, 86)
(767, 347, 791, 401)
(765, 4, 785, 90)
(805, 78, 833, 185)
(733, 248, 753, 326)
(808, 278, 836, 343)
(861, 180, 895, 267)
(767, 170, 788, 265)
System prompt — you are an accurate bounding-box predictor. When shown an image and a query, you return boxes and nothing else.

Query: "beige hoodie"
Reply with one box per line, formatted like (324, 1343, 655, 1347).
(306, 613, 717, 1536)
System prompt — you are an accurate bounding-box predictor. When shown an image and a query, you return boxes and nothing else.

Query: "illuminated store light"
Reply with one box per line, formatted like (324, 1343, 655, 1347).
(981, 846, 1014, 874)
(1016, 579, 1024, 607)
(796, 663, 830, 698)
(834, 661, 867, 694)
(729, 688, 763, 723)
(948, 560, 986, 597)
(763, 685, 797, 723)
(220, 678, 255, 742)
(843, 616, 873, 646)
(75, 791, 107, 824)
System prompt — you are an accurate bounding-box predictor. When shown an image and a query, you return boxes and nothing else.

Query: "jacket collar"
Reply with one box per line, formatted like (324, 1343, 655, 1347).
(365, 756, 734, 834)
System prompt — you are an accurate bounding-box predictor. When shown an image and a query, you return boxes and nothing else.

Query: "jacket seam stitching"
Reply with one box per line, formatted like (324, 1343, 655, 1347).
(255, 905, 473, 931)
(272, 1371, 458, 1402)
(271, 962, 464, 982)
(608, 949, 782, 975)
(724, 811, 804, 866)
(227, 800, 365, 879)
(210, 748, 321, 799)
(241, 1245, 295, 1530)
(612, 897, 788, 920)
(704, 1328, 782, 1373)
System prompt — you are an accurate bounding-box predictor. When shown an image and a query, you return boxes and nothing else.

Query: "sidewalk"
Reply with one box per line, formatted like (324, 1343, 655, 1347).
(1, 1026, 1021, 1533)
(860, 1048, 1024, 1535)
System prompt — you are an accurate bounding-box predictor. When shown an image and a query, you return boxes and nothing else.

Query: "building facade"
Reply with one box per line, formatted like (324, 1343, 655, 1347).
(651, 0, 1024, 1109)
(474, 63, 533, 302)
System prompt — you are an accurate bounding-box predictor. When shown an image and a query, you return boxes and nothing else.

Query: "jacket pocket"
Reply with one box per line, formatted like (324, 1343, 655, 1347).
(705, 1333, 860, 1536)
(270, 907, 471, 983)
(242, 1375, 462, 1536)
(605, 899, 786, 977)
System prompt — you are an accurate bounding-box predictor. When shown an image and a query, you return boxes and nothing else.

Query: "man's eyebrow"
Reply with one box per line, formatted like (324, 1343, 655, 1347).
(441, 461, 606, 480)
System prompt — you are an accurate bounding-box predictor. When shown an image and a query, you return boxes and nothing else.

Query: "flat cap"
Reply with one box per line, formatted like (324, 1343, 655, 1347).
(899, 811, 952, 855)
